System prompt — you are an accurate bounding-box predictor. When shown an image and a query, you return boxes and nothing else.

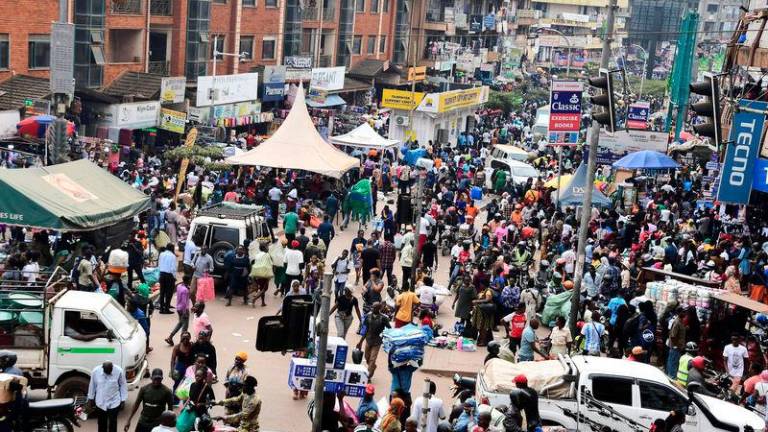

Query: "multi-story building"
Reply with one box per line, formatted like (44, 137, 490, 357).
(697, 0, 745, 43)
(0, 0, 398, 90)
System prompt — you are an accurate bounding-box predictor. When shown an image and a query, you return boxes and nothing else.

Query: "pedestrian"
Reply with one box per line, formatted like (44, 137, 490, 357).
(363, 269, 385, 314)
(330, 287, 361, 339)
(170, 331, 194, 405)
(192, 329, 218, 378)
(400, 239, 414, 292)
(87, 362, 127, 432)
(501, 303, 527, 353)
(268, 238, 286, 296)
(331, 249, 353, 298)
(666, 308, 687, 379)
(223, 352, 249, 414)
(150, 411, 176, 432)
(190, 245, 213, 304)
(317, 215, 335, 248)
(410, 381, 446, 432)
(379, 236, 397, 287)
(518, 318, 545, 362)
(581, 311, 605, 356)
(158, 243, 177, 314)
(282, 240, 304, 296)
(452, 275, 476, 326)
(361, 241, 381, 284)
(216, 375, 261, 431)
(472, 285, 495, 347)
(165, 274, 191, 346)
(394, 285, 420, 328)
(182, 233, 199, 278)
(283, 209, 299, 243)
(723, 333, 749, 391)
(124, 369, 173, 432)
(191, 302, 213, 339)
(225, 245, 250, 306)
(356, 384, 378, 421)
(380, 398, 405, 432)
(512, 374, 541, 432)
(549, 316, 573, 358)
(249, 243, 273, 307)
(127, 236, 146, 289)
(356, 302, 390, 378)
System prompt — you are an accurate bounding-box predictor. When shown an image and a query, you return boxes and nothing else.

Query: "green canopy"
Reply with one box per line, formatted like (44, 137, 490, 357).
(0, 159, 150, 231)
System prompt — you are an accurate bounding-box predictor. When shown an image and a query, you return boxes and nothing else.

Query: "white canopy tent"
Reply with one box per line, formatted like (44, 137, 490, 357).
(225, 86, 359, 178)
(330, 122, 400, 150)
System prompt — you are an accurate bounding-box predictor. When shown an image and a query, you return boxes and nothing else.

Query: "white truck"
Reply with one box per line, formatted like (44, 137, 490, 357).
(4, 287, 148, 400)
(477, 355, 764, 432)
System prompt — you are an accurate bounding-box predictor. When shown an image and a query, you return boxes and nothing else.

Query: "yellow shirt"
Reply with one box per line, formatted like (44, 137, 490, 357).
(395, 291, 420, 323)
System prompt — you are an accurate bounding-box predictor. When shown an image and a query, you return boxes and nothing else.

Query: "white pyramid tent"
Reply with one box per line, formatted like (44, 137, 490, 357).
(330, 122, 399, 149)
(225, 85, 359, 178)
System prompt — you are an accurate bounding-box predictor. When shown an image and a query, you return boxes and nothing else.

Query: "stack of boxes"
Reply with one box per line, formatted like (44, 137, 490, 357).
(287, 336, 370, 397)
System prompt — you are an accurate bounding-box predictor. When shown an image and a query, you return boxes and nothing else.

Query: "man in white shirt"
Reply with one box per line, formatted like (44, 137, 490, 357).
(416, 276, 437, 309)
(723, 334, 749, 389)
(560, 243, 576, 276)
(87, 362, 128, 432)
(151, 411, 177, 432)
(182, 236, 199, 277)
(282, 240, 304, 296)
(186, 171, 199, 189)
(410, 381, 446, 432)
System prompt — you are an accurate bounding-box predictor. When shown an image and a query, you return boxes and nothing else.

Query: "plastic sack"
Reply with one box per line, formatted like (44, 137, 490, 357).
(470, 186, 483, 201)
(175, 377, 193, 400)
(176, 406, 196, 432)
(382, 324, 429, 353)
(196, 275, 215, 302)
(540, 290, 573, 327)
(142, 268, 160, 287)
(390, 345, 424, 363)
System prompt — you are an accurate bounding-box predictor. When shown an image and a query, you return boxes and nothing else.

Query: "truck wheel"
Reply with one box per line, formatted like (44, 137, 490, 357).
(54, 376, 90, 404)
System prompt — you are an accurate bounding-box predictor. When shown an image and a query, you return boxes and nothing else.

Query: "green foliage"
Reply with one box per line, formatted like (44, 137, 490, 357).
(626, 77, 668, 100)
(163, 145, 224, 164)
(487, 88, 548, 113)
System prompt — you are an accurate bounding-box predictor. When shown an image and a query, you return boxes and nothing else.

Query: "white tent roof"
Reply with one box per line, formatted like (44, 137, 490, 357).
(330, 122, 400, 149)
(225, 86, 359, 178)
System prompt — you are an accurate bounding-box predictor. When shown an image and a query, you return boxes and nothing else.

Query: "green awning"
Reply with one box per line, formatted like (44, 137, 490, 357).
(0, 159, 150, 231)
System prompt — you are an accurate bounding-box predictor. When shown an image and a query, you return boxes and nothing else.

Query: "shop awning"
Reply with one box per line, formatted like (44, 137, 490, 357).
(328, 78, 372, 95)
(330, 122, 399, 149)
(714, 292, 768, 314)
(226, 85, 358, 178)
(306, 94, 348, 108)
(0, 159, 150, 231)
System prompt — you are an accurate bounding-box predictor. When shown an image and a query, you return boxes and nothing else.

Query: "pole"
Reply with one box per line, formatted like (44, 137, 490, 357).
(411, 170, 425, 288)
(419, 378, 432, 430)
(311, 271, 334, 431)
(569, 0, 616, 336)
(555, 146, 563, 207)
(314, 0, 324, 66)
(209, 35, 218, 127)
(631, 44, 648, 100)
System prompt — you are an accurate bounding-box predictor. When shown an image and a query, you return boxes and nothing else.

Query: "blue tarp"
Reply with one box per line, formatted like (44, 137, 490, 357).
(612, 150, 679, 170)
(402, 148, 428, 165)
(559, 163, 612, 208)
(305, 94, 347, 108)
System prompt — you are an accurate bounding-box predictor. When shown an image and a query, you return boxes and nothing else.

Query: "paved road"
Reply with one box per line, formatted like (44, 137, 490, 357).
(65, 195, 488, 431)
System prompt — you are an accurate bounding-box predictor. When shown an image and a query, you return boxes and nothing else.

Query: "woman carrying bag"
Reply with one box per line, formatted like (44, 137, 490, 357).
(249, 244, 274, 307)
(176, 368, 215, 432)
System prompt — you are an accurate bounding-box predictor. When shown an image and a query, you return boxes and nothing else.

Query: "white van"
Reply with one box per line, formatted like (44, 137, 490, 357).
(488, 144, 530, 164)
(485, 159, 540, 190)
(532, 106, 549, 139)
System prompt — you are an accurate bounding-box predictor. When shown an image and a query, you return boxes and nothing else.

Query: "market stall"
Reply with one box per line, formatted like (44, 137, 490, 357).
(330, 122, 399, 151)
(0, 159, 150, 230)
(558, 163, 612, 208)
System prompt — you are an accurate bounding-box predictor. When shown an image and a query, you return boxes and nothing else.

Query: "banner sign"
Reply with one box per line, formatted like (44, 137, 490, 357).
(102, 101, 161, 129)
(196, 73, 259, 107)
(627, 101, 650, 130)
(718, 99, 767, 204)
(548, 80, 582, 137)
(175, 128, 197, 202)
(752, 158, 768, 194)
(284, 56, 312, 68)
(595, 129, 668, 164)
(159, 108, 186, 134)
(310, 67, 345, 91)
(262, 83, 286, 102)
(160, 76, 186, 104)
(407, 66, 427, 81)
(381, 89, 425, 110)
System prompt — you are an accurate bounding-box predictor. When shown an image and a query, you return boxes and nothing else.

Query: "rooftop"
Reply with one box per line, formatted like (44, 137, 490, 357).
(103, 71, 165, 100)
(0, 75, 50, 111)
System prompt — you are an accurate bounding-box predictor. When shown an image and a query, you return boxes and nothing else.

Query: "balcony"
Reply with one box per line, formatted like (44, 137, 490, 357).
(111, 0, 142, 14)
(148, 60, 171, 76)
(302, 6, 335, 20)
(150, 0, 173, 15)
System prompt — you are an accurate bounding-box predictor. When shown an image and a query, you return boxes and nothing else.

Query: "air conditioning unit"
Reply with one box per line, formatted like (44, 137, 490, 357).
(394, 115, 410, 126)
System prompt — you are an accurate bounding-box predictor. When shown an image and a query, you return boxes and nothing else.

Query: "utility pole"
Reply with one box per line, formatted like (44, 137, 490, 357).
(311, 271, 334, 431)
(48, 0, 75, 166)
(568, 0, 617, 335)
(411, 169, 425, 289)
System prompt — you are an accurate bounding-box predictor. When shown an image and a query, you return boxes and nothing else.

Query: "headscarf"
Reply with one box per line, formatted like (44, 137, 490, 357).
(381, 398, 404, 431)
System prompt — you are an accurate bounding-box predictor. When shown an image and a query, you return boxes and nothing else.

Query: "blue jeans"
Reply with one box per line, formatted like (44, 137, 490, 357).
(667, 348, 682, 378)
(334, 280, 346, 298)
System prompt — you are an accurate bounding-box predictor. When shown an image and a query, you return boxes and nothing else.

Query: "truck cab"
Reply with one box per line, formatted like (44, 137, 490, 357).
(10, 289, 148, 400)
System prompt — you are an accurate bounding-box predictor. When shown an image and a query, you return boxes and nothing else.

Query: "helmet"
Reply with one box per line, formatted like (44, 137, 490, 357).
(691, 356, 706, 370)
(685, 341, 698, 354)
(487, 341, 500, 355)
(0, 350, 17, 368)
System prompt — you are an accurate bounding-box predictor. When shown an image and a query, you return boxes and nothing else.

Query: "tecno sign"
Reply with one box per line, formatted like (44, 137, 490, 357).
(717, 99, 767, 205)
(728, 119, 757, 186)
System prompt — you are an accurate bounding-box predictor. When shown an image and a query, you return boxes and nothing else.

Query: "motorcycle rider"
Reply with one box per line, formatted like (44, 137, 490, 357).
(686, 356, 716, 397)
(0, 351, 23, 376)
(676, 342, 698, 387)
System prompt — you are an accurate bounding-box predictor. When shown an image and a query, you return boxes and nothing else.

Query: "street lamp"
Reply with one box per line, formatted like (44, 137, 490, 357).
(536, 27, 572, 77)
(209, 34, 249, 125)
(629, 44, 648, 100)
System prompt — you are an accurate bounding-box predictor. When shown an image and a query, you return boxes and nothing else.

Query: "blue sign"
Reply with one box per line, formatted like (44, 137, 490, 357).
(262, 82, 285, 102)
(718, 99, 768, 204)
(753, 158, 768, 193)
(550, 91, 582, 114)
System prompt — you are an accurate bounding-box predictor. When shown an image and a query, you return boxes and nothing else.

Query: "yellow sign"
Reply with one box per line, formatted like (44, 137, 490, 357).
(438, 87, 483, 113)
(159, 108, 186, 134)
(407, 66, 427, 82)
(174, 128, 197, 202)
(381, 89, 425, 110)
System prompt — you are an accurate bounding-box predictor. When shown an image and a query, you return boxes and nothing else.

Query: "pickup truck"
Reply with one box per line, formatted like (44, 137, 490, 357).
(0, 282, 148, 401)
(477, 355, 764, 432)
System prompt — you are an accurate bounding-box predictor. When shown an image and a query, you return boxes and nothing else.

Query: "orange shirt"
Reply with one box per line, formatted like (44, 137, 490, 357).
(466, 206, 479, 219)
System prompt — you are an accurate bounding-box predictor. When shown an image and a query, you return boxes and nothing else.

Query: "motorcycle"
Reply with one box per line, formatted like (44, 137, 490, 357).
(451, 373, 477, 399)
(19, 398, 83, 432)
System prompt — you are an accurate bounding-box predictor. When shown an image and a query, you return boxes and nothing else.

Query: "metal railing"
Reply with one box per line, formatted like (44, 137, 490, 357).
(150, 0, 173, 15)
(148, 60, 171, 75)
(111, 0, 142, 14)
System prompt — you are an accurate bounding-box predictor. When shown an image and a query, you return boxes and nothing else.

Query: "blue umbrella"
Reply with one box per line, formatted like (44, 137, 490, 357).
(612, 150, 679, 170)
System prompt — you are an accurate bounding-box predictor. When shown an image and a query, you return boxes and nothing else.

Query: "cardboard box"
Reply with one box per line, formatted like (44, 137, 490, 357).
(344, 384, 367, 398)
(343, 363, 369, 386)
(323, 368, 346, 384)
(288, 358, 346, 392)
(321, 336, 349, 370)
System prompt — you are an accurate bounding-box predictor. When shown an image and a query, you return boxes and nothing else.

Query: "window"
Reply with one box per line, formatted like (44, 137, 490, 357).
(356, 0, 364, 12)
(265, 0, 278, 7)
(211, 35, 224, 59)
(0, 35, 8, 69)
(367, 36, 376, 54)
(639, 382, 689, 412)
(239, 36, 254, 60)
(211, 226, 239, 246)
(213, 0, 226, 3)
(243, 0, 256, 5)
(91, 46, 106, 65)
(706, 3, 718, 13)
(382, 0, 388, 12)
(379, 35, 386, 53)
(64, 310, 108, 340)
(490, 160, 509, 171)
(352, 35, 362, 54)
(262, 37, 276, 59)
(592, 376, 633, 406)
(371, 0, 379, 12)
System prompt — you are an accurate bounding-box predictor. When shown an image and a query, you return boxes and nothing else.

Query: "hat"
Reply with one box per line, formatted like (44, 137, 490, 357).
(514, 374, 528, 385)
(151, 368, 163, 379)
(236, 351, 248, 361)
(631, 346, 646, 356)
(137, 283, 150, 297)
(291, 240, 300, 248)
(365, 384, 375, 395)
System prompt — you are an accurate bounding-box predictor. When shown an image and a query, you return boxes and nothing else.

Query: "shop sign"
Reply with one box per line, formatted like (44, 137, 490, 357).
(24, 98, 51, 117)
(308, 88, 328, 105)
(212, 101, 261, 120)
(469, 15, 482, 33)
(752, 158, 768, 194)
(284, 56, 312, 68)
(437, 61, 454, 72)
(595, 129, 668, 164)
(160, 76, 186, 104)
(264, 66, 287, 84)
(407, 66, 427, 82)
(718, 99, 767, 204)
(103, 101, 161, 129)
(419, 87, 486, 113)
(626, 101, 650, 130)
(285, 69, 312, 82)
(196, 73, 259, 107)
(548, 80, 582, 134)
(381, 89, 425, 110)
(159, 108, 186, 134)
(310, 66, 346, 91)
(263, 83, 286, 102)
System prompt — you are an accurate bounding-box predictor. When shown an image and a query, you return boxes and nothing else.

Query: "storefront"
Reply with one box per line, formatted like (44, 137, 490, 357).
(384, 86, 489, 147)
(188, 101, 274, 138)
